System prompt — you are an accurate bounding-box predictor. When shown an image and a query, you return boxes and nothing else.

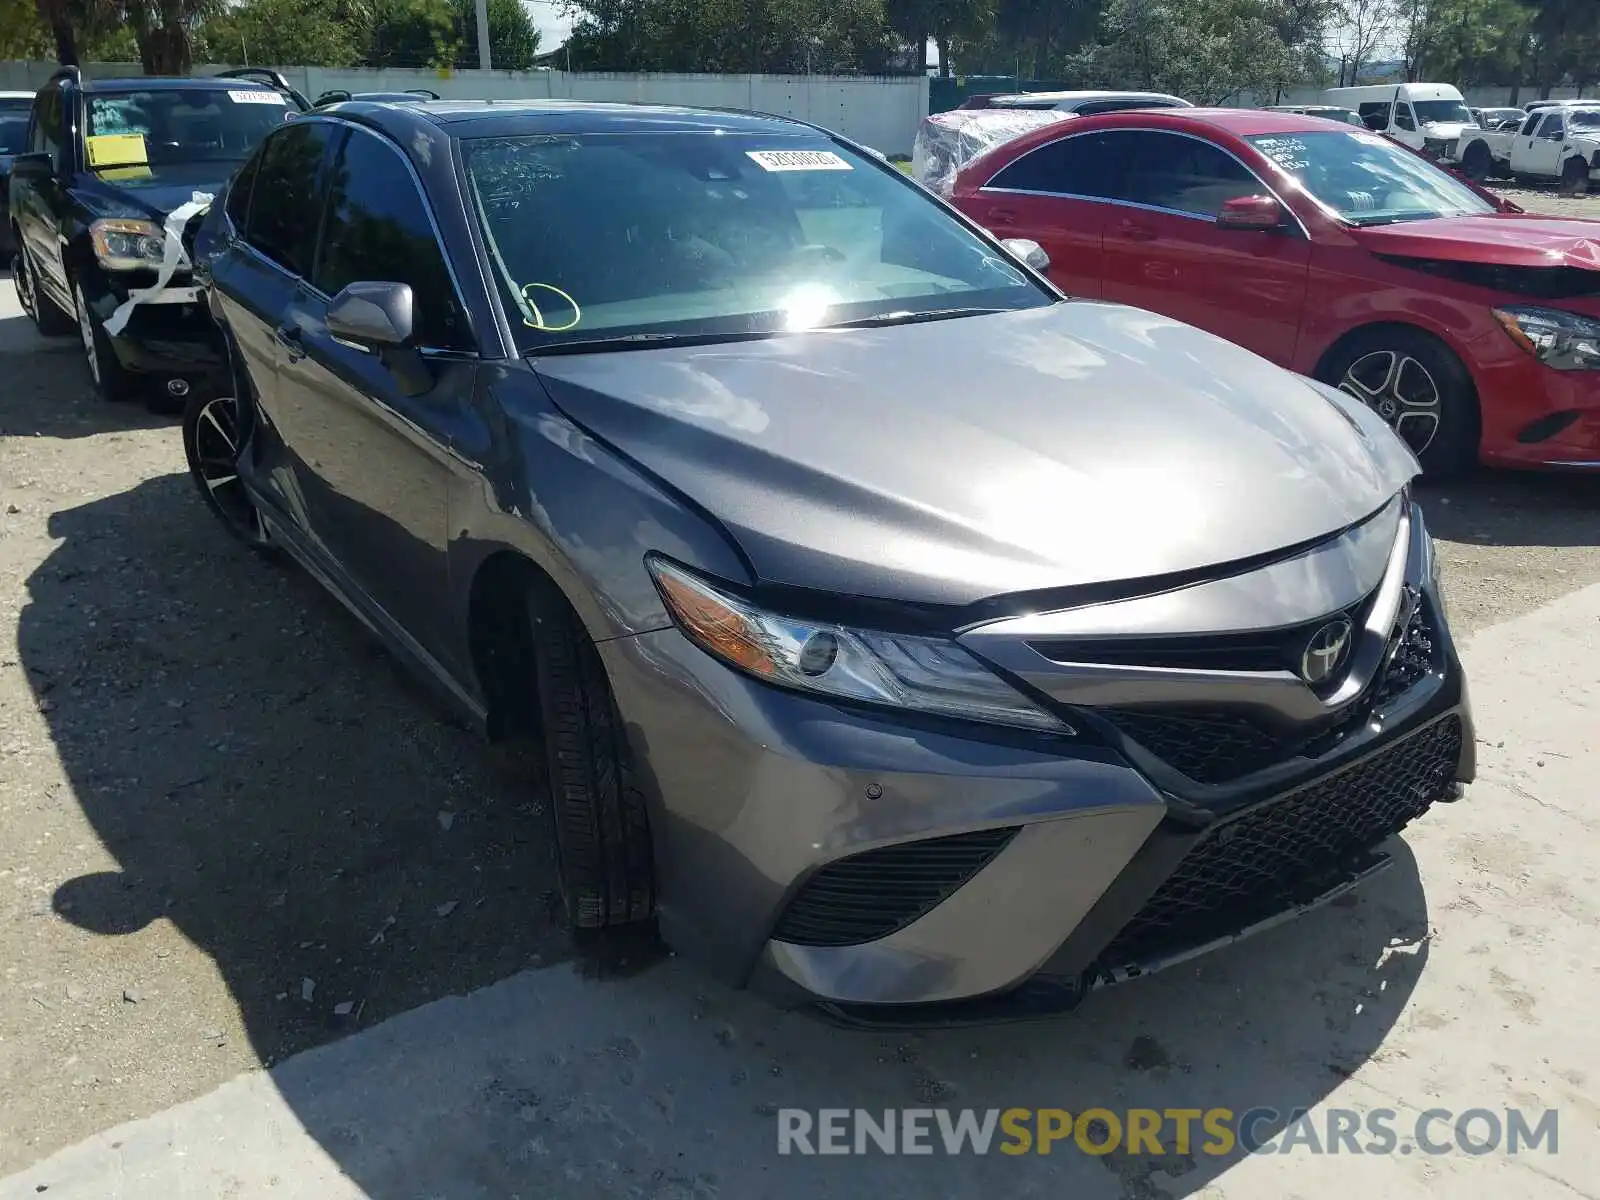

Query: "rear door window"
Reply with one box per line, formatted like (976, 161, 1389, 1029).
(986, 132, 1117, 196)
(246, 120, 338, 279)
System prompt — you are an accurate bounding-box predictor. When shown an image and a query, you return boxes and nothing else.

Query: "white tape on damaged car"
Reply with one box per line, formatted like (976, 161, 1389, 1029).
(102, 191, 214, 338)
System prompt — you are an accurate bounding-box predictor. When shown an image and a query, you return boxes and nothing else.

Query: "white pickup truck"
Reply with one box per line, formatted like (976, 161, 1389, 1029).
(1452, 102, 1600, 189)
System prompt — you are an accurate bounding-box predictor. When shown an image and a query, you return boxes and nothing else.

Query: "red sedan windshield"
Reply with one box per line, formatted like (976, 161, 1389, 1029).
(1248, 129, 1495, 226)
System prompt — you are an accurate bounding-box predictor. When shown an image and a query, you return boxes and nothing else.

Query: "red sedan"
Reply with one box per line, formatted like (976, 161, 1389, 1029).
(949, 107, 1600, 474)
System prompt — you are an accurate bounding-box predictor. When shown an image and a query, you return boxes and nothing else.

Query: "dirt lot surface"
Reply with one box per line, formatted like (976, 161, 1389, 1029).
(1, 185, 1599, 1178)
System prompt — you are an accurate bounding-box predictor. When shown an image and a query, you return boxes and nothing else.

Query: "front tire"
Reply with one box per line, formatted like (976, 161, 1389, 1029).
(73, 281, 136, 403)
(528, 584, 655, 929)
(1319, 327, 1480, 478)
(181, 389, 275, 554)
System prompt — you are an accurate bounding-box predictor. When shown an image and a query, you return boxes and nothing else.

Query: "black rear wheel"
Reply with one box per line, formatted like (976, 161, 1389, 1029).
(14, 245, 74, 336)
(1561, 155, 1589, 195)
(528, 583, 655, 929)
(1462, 142, 1492, 183)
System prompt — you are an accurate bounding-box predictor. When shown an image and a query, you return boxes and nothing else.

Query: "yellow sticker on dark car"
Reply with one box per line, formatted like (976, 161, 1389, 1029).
(85, 132, 149, 169)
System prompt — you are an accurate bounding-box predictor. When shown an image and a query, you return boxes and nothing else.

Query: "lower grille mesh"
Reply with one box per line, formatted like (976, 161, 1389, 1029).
(773, 826, 1020, 948)
(1098, 715, 1463, 968)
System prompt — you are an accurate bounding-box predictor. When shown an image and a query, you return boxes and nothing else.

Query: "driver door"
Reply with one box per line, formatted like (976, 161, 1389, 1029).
(1526, 112, 1566, 175)
(273, 124, 478, 671)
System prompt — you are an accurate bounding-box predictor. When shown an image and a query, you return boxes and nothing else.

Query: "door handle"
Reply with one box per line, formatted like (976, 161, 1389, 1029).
(273, 324, 307, 361)
(1115, 220, 1158, 242)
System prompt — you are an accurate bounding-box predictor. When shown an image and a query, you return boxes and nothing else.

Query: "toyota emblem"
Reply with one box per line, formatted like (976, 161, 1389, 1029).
(1301, 618, 1353, 685)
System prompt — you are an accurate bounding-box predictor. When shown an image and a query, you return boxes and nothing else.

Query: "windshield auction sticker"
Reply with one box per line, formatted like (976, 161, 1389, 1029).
(746, 149, 853, 172)
(228, 89, 288, 105)
(84, 132, 149, 169)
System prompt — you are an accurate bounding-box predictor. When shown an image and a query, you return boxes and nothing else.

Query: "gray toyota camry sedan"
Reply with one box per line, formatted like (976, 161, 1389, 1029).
(185, 99, 1473, 1024)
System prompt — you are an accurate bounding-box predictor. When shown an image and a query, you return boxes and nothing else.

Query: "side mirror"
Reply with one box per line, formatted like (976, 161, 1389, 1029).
(326, 281, 414, 348)
(9, 151, 53, 184)
(1216, 194, 1286, 232)
(1000, 237, 1050, 272)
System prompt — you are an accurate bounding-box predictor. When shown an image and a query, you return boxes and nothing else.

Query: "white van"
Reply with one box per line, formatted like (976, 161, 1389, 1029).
(1320, 83, 1475, 157)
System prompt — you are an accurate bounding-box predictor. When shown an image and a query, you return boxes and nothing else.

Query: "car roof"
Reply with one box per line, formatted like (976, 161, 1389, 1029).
(1084, 106, 1359, 135)
(324, 98, 817, 139)
(987, 89, 1188, 106)
(80, 75, 283, 93)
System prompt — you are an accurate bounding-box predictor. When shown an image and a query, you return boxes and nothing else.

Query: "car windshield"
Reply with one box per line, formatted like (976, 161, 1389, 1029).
(0, 107, 28, 155)
(1247, 129, 1494, 226)
(86, 88, 292, 165)
(1413, 99, 1472, 125)
(463, 132, 1051, 353)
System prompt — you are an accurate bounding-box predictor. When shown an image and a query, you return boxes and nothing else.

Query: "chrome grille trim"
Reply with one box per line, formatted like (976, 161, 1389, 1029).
(957, 493, 1414, 719)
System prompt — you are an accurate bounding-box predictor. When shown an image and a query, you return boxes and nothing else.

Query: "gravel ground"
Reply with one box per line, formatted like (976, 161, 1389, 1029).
(1, 188, 1599, 1175)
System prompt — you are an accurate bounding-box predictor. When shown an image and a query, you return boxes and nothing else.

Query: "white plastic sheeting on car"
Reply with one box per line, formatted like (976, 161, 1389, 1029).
(102, 191, 215, 337)
(910, 109, 1075, 197)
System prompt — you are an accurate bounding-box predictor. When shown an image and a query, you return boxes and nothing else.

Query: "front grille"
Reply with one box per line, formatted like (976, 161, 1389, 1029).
(772, 826, 1019, 947)
(1100, 597, 1441, 785)
(1100, 707, 1296, 785)
(1097, 715, 1463, 968)
(1371, 594, 1435, 710)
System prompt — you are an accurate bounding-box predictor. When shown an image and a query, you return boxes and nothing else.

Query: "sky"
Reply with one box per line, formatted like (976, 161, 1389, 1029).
(526, 0, 573, 50)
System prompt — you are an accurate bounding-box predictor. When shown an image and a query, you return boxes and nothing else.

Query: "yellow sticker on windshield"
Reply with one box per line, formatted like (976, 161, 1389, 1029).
(86, 132, 149, 169)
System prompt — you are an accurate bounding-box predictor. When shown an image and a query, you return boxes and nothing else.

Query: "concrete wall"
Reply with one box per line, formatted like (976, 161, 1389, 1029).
(0, 62, 931, 154)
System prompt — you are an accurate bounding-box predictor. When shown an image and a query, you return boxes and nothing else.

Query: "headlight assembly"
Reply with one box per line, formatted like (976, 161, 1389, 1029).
(647, 556, 1072, 734)
(1493, 304, 1600, 371)
(89, 218, 168, 271)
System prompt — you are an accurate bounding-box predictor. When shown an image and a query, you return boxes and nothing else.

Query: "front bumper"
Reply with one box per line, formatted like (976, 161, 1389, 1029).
(599, 503, 1473, 1019)
(84, 277, 227, 396)
(1474, 334, 1600, 469)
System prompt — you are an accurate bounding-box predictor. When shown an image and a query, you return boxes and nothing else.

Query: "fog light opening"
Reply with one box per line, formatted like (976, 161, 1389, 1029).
(166, 378, 191, 398)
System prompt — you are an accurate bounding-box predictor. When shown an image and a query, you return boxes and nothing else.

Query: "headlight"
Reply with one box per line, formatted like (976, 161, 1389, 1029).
(647, 557, 1072, 734)
(89, 218, 167, 271)
(1493, 304, 1600, 370)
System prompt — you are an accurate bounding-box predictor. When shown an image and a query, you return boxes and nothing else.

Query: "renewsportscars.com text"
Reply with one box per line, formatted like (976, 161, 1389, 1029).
(776, 1106, 1559, 1157)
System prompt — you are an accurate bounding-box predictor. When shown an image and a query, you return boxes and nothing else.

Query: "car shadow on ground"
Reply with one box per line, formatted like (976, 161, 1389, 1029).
(0, 273, 178, 441)
(19, 471, 1440, 1195)
(1419, 468, 1600, 548)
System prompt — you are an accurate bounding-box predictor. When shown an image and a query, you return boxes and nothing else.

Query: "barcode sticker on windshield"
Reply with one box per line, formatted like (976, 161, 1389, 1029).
(228, 89, 287, 105)
(745, 149, 853, 172)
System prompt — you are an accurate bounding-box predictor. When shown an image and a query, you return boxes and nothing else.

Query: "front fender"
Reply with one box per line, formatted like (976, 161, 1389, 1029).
(447, 363, 752, 650)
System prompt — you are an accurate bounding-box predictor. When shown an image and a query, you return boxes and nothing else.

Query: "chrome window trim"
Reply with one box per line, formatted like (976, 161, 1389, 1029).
(977, 126, 1312, 239)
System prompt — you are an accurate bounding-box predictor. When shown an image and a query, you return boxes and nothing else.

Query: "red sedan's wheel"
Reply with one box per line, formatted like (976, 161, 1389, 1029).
(1321, 327, 1480, 478)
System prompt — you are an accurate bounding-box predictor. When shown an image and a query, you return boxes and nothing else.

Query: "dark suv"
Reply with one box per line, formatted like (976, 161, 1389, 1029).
(8, 66, 303, 409)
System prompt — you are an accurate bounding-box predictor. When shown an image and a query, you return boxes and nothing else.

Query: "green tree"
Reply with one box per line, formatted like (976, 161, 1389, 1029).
(563, 0, 899, 73)
(198, 0, 367, 66)
(1073, 0, 1315, 101)
(449, 0, 540, 70)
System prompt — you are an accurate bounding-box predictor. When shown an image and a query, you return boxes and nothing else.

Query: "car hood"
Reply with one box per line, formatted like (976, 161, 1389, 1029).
(1421, 121, 1473, 140)
(1354, 214, 1600, 269)
(70, 159, 239, 224)
(532, 303, 1418, 608)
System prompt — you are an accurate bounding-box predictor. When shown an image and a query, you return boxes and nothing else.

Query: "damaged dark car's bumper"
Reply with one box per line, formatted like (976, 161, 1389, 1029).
(601, 497, 1472, 1026)
(83, 273, 226, 399)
